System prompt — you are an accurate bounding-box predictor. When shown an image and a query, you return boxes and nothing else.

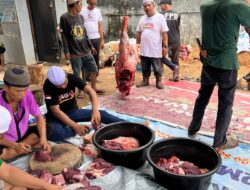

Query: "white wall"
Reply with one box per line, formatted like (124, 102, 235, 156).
(15, 0, 36, 65)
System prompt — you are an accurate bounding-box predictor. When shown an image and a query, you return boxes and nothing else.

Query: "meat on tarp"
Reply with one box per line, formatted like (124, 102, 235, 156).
(102, 136, 140, 150)
(156, 156, 209, 175)
(115, 16, 139, 96)
(85, 158, 115, 179)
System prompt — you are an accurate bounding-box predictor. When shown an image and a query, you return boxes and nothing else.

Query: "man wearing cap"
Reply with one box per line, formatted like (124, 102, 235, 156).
(0, 67, 51, 161)
(0, 106, 63, 190)
(136, 0, 169, 89)
(60, 0, 104, 97)
(43, 66, 125, 141)
(159, 0, 180, 81)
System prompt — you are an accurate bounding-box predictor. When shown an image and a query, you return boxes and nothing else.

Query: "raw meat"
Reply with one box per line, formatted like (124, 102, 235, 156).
(52, 174, 66, 186)
(115, 16, 139, 96)
(39, 170, 54, 183)
(62, 168, 90, 186)
(30, 170, 54, 183)
(82, 144, 98, 158)
(102, 136, 140, 150)
(85, 158, 115, 179)
(34, 151, 56, 162)
(156, 156, 209, 175)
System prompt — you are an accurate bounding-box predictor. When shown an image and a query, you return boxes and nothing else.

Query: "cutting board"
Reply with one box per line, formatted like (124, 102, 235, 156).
(29, 144, 83, 174)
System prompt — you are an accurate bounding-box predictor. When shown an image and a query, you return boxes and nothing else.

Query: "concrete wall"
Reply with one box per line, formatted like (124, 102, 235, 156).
(0, 0, 36, 65)
(55, 0, 68, 24)
(15, 0, 36, 65)
(97, 0, 207, 45)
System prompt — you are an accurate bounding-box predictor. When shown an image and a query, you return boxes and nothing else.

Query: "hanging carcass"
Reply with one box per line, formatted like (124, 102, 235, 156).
(115, 16, 139, 96)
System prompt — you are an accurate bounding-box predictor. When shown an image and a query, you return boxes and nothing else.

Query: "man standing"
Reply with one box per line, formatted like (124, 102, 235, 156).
(188, 0, 250, 150)
(0, 67, 51, 161)
(159, 0, 180, 81)
(43, 66, 125, 141)
(60, 0, 103, 96)
(136, 0, 169, 89)
(80, 0, 104, 75)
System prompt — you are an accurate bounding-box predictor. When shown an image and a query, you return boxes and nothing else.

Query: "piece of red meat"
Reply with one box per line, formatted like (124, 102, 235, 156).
(34, 151, 56, 162)
(102, 136, 140, 150)
(62, 168, 90, 185)
(85, 158, 115, 179)
(115, 16, 139, 96)
(156, 156, 209, 175)
(40, 170, 54, 184)
(52, 174, 66, 186)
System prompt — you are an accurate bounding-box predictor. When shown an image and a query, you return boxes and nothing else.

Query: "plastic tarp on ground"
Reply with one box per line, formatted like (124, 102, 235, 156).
(6, 108, 250, 190)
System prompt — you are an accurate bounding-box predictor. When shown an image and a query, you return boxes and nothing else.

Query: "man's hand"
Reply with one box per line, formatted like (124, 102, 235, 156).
(162, 46, 168, 57)
(65, 53, 70, 60)
(91, 109, 101, 125)
(40, 139, 52, 153)
(91, 47, 97, 55)
(73, 125, 90, 136)
(13, 143, 32, 154)
(101, 40, 105, 49)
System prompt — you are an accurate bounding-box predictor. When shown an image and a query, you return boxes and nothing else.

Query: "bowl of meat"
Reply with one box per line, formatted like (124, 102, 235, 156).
(147, 138, 221, 190)
(92, 122, 155, 169)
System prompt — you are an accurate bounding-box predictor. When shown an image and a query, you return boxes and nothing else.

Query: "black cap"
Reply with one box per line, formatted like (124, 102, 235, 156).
(4, 67, 30, 87)
(158, 0, 172, 5)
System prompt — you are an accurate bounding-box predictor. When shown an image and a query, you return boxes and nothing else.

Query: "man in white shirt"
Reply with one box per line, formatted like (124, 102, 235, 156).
(80, 0, 104, 82)
(136, 0, 169, 89)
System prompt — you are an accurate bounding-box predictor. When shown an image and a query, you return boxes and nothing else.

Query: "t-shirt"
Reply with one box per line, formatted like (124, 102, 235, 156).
(80, 7, 102, 39)
(0, 90, 41, 142)
(161, 10, 180, 46)
(201, 0, 250, 70)
(0, 159, 3, 167)
(60, 13, 92, 57)
(43, 74, 87, 119)
(136, 12, 169, 58)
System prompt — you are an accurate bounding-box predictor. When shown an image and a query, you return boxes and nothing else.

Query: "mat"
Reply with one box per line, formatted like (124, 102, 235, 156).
(99, 80, 250, 144)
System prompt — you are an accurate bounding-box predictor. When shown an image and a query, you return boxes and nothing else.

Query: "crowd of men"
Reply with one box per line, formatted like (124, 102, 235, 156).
(0, 0, 250, 189)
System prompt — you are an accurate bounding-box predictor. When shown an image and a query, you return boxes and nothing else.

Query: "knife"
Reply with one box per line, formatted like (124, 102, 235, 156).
(29, 147, 46, 152)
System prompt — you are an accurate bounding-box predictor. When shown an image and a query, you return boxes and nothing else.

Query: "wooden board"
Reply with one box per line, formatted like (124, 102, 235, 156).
(29, 144, 83, 175)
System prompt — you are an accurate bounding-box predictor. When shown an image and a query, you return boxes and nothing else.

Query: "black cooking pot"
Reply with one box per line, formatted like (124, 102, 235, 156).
(93, 122, 155, 169)
(147, 138, 221, 190)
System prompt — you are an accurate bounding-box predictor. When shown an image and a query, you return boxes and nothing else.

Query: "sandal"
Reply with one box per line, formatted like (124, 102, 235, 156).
(214, 137, 239, 151)
(95, 89, 105, 94)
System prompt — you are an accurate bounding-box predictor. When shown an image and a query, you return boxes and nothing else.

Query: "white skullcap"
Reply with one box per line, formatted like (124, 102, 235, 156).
(0, 105, 11, 133)
(143, 0, 154, 5)
(47, 66, 66, 86)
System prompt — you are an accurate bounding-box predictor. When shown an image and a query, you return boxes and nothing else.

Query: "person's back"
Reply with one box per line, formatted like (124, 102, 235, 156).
(201, 0, 250, 70)
(161, 9, 180, 46)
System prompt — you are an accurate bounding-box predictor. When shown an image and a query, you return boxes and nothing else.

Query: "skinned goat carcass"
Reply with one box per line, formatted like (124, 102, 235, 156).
(115, 16, 139, 96)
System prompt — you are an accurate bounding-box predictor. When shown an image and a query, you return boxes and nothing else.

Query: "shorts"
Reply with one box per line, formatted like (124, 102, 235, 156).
(70, 54, 98, 77)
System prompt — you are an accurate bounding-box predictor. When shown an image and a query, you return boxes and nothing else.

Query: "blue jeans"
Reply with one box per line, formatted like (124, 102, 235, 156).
(46, 109, 125, 141)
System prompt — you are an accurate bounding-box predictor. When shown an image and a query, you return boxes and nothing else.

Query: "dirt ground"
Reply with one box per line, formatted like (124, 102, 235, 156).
(63, 47, 250, 108)
(1, 48, 248, 108)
